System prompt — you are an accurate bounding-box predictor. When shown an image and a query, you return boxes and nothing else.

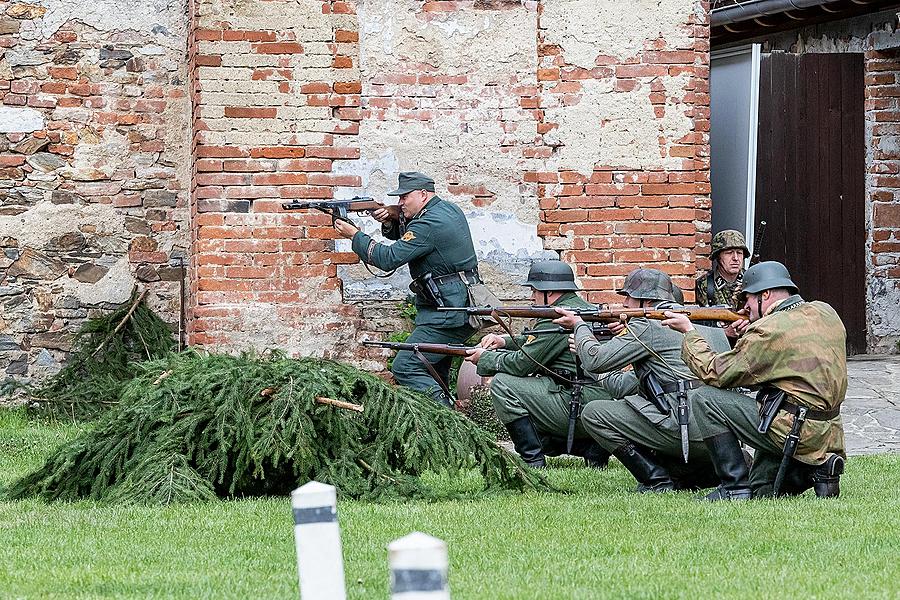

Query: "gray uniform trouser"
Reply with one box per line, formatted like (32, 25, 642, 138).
(691, 387, 790, 493)
(490, 372, 612, 439)
(581, 396, 714, 476)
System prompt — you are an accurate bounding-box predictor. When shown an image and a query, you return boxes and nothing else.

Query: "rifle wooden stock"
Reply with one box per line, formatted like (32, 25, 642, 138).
(363, 340, 476, 357)
(440, 305, 746, 323)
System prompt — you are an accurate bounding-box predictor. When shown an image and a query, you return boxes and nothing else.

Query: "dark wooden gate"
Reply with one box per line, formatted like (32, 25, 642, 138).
(755, 52, 866, 354)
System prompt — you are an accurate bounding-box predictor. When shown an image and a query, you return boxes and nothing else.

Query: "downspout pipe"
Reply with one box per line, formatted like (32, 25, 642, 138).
(711, 0, 839, 26)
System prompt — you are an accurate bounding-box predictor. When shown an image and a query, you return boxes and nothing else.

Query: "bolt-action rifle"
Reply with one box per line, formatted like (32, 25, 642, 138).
(439, 305, 746, 323)
(282, 196, 387, 225)
(362, 340, 477, 357)
(750, 220, 767, 266)
(523, 323, 614, 341)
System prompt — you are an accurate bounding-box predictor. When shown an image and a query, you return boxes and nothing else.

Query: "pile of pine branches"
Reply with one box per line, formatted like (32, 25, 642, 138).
(7, 350, 548, 503)
(27, 288, 176, 419)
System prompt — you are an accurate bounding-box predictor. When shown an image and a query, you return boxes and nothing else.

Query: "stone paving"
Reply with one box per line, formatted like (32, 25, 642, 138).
(844, 355, 900, 456)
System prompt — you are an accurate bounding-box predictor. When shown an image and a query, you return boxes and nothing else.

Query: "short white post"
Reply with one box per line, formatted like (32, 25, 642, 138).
(291, 481, 347, 600)
(388, 532, 450, 600)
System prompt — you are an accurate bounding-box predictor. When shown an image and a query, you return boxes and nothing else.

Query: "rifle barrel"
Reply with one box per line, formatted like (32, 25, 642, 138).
(363, 340, 475, 357)
(439, 305, 745, 323)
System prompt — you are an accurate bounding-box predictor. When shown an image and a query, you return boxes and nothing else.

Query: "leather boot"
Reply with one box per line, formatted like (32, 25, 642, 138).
(504, 416, 546, 468)
(613, 442, 675, 493)
(702, 432, 752, 501)
(812, 454, 844, 498)
(568, 438, 610, 469)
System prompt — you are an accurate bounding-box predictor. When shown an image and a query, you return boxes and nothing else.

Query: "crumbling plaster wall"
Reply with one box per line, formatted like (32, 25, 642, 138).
(0, 0, 191, 380)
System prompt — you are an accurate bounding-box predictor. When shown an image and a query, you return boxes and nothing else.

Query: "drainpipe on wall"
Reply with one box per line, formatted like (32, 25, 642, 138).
(711, 0, 841, 26)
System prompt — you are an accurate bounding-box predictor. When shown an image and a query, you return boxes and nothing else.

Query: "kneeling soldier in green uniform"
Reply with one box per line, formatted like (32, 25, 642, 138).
(663, 261, 847, 501)
(335, 171, 479, 407)
(464, 260, 613, 468)
(554, 269, 730, 493)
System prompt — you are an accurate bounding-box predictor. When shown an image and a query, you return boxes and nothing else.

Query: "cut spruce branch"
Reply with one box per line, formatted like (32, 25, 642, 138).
(25, 288, 176, 419)
(7, 350, 550, 503)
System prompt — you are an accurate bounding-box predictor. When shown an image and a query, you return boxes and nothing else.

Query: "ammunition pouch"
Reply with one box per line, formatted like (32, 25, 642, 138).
(434, 270, 500, 329)
(638, 371, 669, 415)
(756, 387, 786, 434)
(408, 272, 445, 308)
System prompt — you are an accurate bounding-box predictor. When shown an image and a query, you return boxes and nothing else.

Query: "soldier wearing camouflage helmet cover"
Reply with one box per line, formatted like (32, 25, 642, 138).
(553, 268, 730, 493)
(663, 261, 847, 501)
(695, 230, 750, 310)
(464, 260, 615, 469)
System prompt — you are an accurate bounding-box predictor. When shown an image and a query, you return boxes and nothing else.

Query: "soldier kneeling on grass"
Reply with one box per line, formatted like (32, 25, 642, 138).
(464, 260, 613, 469)
(553, 269, 730, 493)
(662, 261, 847, 501)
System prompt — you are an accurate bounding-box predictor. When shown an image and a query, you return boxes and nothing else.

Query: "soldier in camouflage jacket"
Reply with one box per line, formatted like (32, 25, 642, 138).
(694, 229, 749, 310)
(663, 261, 847, 501)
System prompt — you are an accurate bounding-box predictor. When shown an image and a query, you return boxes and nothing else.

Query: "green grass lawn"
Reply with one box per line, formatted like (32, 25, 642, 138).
(1, 408, 899, 599)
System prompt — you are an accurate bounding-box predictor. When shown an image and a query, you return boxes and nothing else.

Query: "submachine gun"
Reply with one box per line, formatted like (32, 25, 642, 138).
(282, 197, 389, 225)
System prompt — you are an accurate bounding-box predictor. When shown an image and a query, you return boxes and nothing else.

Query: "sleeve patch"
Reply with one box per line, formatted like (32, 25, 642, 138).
(523, 335, 537, 345)
(400, 231, 416, 242)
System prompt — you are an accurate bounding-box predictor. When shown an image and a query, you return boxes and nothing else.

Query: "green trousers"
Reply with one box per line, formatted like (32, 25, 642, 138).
(581, 397, 714, 475)
(391, 323, 475, 406)
(691, 387, 793, 494)
(490, 372, 613, 440)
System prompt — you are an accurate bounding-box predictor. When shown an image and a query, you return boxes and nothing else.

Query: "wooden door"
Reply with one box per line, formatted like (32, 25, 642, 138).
(755, 52, 866, 354)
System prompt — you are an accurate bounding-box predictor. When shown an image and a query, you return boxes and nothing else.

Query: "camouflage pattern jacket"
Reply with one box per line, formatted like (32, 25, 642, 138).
(694, 268, 744, 310)
(681, 295, 847, 464)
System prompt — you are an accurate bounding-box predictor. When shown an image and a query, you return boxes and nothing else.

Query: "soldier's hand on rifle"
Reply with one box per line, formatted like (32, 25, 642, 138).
(723, 318, 750, 339)
(608, 314, 627, 336)
(568, 333, 577, 354)
(552, 307, 583, 329)
(333, 218, 359, 239)
(478, 333, 506, 350)
(465, 347, 485, 364)
(371, 205, 401, 223)
(661, 311, 694, 333)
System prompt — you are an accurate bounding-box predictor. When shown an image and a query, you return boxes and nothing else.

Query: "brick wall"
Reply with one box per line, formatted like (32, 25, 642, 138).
(188, 0, 713, 361)
(533, 0, 710, 305)
(0, 0, 189, 380)
(0, 0, 716, 380)
(866, 46, 900, 352)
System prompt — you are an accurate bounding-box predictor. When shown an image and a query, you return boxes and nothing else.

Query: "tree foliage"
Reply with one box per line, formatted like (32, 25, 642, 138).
(27, 290, 176, 419)
(7, 351, 548, 503)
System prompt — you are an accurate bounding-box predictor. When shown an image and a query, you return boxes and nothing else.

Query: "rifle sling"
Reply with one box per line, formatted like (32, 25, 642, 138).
(412, 348, 453, 405)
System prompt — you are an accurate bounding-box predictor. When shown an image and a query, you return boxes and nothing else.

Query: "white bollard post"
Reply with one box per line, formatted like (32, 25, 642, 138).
(388, 532, 450, 600)
(291, 481, 347, 600)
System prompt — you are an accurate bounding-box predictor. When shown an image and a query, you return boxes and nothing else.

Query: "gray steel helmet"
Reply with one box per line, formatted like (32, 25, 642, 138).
(740, 261, 798, 295)
(711, 229, 750, 258)
(617, 268, 678, 303)
(525, 260, 579, 292)
(672, 284, 685, 305)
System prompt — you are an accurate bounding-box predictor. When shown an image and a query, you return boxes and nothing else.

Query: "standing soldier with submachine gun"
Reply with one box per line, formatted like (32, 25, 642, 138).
(285, 171, 488, 407)
(553, 269, 734, 493)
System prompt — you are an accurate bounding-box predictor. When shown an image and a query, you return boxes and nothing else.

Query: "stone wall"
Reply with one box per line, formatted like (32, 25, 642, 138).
(188, 0, 712, 364)
(0, 0, 190, 380)
(745, 9, 900, 353)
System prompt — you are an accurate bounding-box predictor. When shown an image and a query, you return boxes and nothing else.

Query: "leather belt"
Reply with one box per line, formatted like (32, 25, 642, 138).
(659, 379, 704, 394)
(432, 269, 480, 286)
(782, 399, 840, 421)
